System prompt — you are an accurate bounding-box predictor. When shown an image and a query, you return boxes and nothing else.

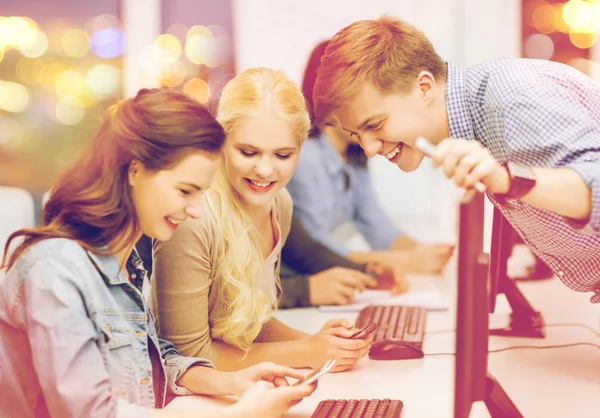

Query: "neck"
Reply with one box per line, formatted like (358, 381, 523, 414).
(432, 82, 450, 145)
(111, 233, 140, 275)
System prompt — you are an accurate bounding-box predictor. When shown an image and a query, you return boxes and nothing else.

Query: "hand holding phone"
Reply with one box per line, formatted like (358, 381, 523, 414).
(293, 358, 336, 386)
(415, 137, 487, 193)
(349, 322, 377, 340)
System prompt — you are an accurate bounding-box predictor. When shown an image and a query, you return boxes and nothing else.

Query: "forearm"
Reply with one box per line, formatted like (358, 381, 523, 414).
(176, 366, 234, 397)
(390, 234, 418, 250)
(347, 250, 391, 265)
(213, 339, 311, 371)
(279, 272, 312, 309)
(258, 318, 309, 342)
(520, 167, 591, 221)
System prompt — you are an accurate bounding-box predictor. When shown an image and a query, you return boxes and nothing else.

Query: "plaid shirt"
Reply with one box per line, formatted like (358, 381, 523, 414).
(446, 58, 600, 302)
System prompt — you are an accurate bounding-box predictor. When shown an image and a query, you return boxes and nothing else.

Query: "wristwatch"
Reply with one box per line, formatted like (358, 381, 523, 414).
(503, 161, 536, 199)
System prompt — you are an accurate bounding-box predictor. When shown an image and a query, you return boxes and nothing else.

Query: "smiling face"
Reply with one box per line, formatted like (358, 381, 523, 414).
(335, 75, 448, 172)
(223, 114, 300, 210)
(129, 150, 221, 241)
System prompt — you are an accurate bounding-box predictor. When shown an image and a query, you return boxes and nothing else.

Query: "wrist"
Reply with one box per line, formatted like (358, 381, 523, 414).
(493, 165, 511, 194)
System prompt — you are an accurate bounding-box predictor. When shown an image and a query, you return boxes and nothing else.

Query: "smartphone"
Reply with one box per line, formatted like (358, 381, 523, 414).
(293, 358, 336, 386)
(415, 136, 486, 193)
(350, 322, 377, 339)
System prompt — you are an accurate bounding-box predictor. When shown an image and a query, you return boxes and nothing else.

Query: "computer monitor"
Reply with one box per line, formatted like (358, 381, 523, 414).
(488, 206, 545, 338)
(454, 193, 522, 418)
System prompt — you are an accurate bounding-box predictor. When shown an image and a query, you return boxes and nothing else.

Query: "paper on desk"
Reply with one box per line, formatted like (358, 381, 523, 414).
(318, 285, 448, 313)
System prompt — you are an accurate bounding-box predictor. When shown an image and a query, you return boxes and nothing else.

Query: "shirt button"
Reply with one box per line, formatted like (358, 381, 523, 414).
(131, 274, 137, 279)
(557, 271, 564, 277)
(140, 378, 151, 385)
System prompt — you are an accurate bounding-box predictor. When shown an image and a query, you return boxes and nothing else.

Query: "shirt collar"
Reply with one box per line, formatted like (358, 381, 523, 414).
(86, 247, 144, 286)
(445, 62, 475, 142)
(316, 134, 347, 176)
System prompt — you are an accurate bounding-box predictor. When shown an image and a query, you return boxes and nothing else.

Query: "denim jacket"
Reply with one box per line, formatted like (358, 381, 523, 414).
(0, 238, 214, 418)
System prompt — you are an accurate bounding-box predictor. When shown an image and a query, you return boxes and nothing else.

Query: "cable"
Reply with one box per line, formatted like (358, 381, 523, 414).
(424, 341, 600, 357)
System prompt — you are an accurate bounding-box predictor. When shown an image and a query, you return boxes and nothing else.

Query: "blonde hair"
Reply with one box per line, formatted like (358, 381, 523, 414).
(206, 68, 310, 351)
(313, 15, 447, 127)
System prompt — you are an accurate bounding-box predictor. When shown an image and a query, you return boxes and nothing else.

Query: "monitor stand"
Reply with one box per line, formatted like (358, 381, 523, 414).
(485, 373, 523, 418)
(489, 276, 545, 338)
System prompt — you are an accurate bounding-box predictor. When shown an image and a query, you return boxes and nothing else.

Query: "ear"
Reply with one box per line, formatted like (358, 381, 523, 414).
(416, 71, 436, 102)
(128, 159, 142, 186)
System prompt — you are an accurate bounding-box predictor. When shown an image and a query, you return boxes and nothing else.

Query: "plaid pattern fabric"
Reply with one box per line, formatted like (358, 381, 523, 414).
(446, 58, 600, 302)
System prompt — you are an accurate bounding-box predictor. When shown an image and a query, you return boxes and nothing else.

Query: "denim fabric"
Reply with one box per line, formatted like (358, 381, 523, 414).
(0, 238, 213, 418)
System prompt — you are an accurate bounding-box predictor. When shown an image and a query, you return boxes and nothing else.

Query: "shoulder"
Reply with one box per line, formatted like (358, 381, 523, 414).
(469, 58, 581, 106)
(3, 238, 96, 301)
(13, 238, 89, 273)
(296, 137, 324, 168)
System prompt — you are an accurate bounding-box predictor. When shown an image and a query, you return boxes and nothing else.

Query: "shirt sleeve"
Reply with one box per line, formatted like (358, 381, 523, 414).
(352, 167, 401, 249)
(19, 257, 152, 418)
(278, 263, 312, 309)
(156, 337, 215, 396)
(505, 84, 600, 233)
(282, 212, 366, 273)
(150, 208, 219, 362)
(286, 153, 352, 257)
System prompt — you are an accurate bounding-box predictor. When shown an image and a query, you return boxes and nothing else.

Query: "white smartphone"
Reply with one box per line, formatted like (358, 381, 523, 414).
(415, 136, 487, 193)
(293, 358, 336, 386)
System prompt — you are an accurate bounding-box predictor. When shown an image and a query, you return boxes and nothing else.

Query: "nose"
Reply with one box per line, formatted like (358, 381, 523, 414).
(184, 197, 203, 219)
(361, 134, 384, 158)
(254, 157, 273, 178)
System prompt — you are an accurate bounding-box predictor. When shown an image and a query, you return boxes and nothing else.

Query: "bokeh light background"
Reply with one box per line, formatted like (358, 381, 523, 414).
(0, 0, 599, 204)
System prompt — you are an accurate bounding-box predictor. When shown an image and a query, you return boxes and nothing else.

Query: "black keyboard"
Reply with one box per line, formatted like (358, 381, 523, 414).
(311, 398, 404, 418)
(355, 305, 426, 360)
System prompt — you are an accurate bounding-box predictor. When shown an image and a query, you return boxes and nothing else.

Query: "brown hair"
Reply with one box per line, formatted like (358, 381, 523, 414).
(313, 15, 447, 126)
(2, 88, 225, 271)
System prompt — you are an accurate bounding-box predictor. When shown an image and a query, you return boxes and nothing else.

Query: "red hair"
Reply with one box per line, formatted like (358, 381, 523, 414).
(2, 88, 225, 271)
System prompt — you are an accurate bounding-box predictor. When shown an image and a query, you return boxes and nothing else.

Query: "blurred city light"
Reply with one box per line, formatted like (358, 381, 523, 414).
(90, 28, 125, 58)
(525, 33, 555, 59)
(0, 80, 31, 113)
(20, 30, 48, 58)
(55, 97, 84, 125)
(154, 34, 182, 64)
(56, 70, 85, 98)
(86, 64, 120, 98)
(160, 60, 186, 87)
(183, 78, 210, 104)
(62, 29, 90, 58)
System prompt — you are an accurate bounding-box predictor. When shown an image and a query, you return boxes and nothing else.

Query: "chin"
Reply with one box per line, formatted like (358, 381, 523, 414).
(397, 155, 425, 173)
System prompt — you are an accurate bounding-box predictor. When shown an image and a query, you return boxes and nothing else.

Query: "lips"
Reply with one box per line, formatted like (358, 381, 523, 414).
(245, 178, 276, 192)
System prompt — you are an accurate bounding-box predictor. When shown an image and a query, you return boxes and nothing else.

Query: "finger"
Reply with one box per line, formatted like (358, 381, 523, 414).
(342, 271, 378, 290)
(326, 326, 357, 339)
(332, 335, 370, 349)
(334, 282, 356, 301)
(465, 158, 500, 189)
(273, 376, 289, 387)
(323, 318, 353, 330)
(277, 384, 315, 402)
(453, 150, 484, 188)
(431, 138, 453, 167)
(460, 188, 477, 204)
(391, 280, 411, 295)
(259, 363, 307, 380)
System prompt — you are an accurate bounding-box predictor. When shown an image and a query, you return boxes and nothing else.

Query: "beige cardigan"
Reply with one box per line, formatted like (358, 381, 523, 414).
(149, 188, 293, 362)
